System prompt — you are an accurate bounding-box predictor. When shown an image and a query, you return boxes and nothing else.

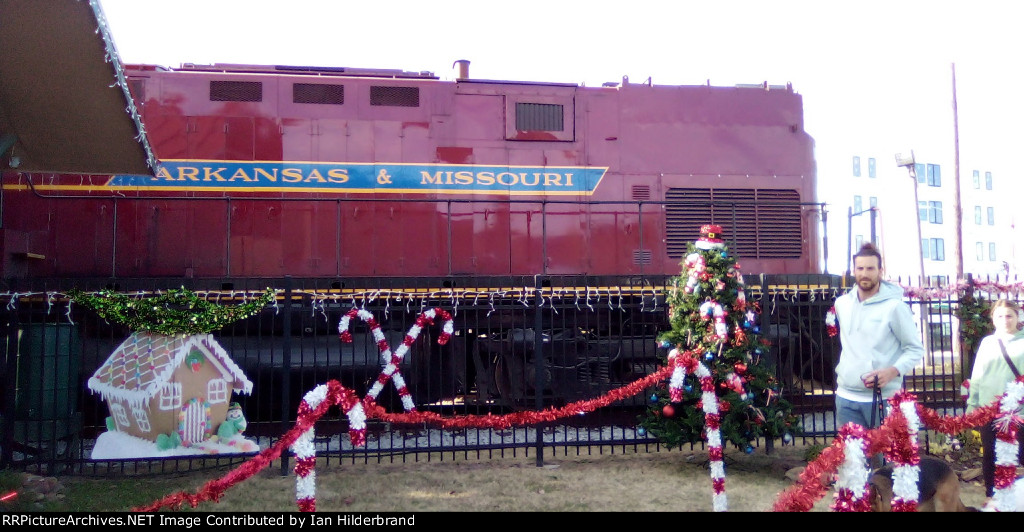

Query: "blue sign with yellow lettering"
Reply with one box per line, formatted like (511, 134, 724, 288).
(106, 161, 608, 195)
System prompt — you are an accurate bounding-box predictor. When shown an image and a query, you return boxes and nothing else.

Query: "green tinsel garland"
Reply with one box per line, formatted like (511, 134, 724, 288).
(68, 287, 278, 335)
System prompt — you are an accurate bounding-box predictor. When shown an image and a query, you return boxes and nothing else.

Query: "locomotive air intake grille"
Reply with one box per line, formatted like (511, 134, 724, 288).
(665, 187, 803, 259)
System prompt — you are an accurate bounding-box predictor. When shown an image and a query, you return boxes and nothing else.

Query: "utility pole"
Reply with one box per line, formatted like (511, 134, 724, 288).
(952, 62, 964, 280)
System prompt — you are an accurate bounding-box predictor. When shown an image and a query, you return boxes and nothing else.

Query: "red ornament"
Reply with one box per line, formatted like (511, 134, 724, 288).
(662, 404, 675, 418)
(734, 362, 747, 374)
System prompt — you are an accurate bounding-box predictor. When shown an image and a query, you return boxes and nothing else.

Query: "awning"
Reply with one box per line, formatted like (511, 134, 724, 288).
(0, 0, 155, 175)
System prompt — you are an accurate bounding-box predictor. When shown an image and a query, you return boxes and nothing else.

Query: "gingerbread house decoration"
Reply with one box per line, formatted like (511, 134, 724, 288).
(88, 332, 252, 446)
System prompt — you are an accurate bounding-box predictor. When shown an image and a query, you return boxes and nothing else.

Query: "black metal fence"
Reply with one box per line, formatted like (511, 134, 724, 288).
(0, 274, 998, 476)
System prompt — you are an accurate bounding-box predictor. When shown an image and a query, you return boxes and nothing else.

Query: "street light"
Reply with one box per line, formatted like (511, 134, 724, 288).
(896, 150, 927, 283)
(846, 206, 878, 277)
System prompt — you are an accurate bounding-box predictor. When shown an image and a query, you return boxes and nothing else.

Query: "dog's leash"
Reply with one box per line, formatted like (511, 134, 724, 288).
(869, 375, 882, 428)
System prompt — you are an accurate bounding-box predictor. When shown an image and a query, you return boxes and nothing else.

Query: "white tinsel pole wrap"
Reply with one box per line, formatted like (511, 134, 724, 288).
(834, 436, 870, 510)
(291, 384, 327, 511)
(694, 361, 728, 512)
(667, 349, 686, 402)
(988, 380, 1024, 511)
(890, 398, 922, 510)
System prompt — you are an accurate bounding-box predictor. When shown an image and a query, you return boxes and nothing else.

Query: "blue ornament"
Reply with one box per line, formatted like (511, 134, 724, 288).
(704, 351, 714, 361)
(744, 445, 754, 454)
(650, 394, 658, 403)
(783, 433, 793, 444)
(659, 340, 672, 349)
(721, 251, 728, 258)
(637, 427, 646, 436)
(743, 320, 751, 328)
(752, 325, 760, 333)
(684, 384, 693, 393)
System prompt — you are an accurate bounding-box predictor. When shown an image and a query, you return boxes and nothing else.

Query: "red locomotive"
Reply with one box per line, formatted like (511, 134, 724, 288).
(1, 62, 820, 280)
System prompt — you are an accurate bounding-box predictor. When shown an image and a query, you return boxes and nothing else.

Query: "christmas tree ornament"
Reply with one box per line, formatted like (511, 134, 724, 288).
(650, 394, 659, 403)
(662, 404, 675, 417)
(783, 433, 793, 444)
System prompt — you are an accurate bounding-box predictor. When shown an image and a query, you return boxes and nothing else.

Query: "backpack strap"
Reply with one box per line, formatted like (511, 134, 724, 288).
(999, 339, 1021, 379)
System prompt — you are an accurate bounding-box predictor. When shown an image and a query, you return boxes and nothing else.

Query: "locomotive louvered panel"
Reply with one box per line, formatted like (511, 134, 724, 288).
(370, 86, 419, 107)
(665, 188, 713, 257)
(631, 185, 651, 201)
(665, 187, 802, 259)
(209, 81, 263, 102)
(293, 83, 344, 105)
(515, 102, 564, 131)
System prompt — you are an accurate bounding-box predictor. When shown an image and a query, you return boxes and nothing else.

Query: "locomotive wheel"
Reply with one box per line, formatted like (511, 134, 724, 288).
(493, 354, 551, 410)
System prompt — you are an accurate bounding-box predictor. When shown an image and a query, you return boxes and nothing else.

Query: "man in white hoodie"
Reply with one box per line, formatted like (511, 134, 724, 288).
(833, 243, 925, 431)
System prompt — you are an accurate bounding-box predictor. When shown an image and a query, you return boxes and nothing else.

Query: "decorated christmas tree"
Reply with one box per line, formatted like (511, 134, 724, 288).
(639, 224, 800, 450)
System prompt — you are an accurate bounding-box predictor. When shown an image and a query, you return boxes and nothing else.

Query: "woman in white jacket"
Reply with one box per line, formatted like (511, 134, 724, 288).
(966, 299, 1024, 498)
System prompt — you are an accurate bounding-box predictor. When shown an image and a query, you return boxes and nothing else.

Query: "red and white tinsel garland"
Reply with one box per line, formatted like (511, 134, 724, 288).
(825, 306, 837, 338)
(986, 377, 1024, 512)
(668, 348, 728, 511)
(338, 307, 454, 412)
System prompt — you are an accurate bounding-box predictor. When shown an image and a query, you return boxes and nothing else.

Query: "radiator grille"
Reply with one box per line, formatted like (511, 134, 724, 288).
(293, 83, 344, 105)
(665, 188, 803, 259)
(209, 80, 263, 102)
(370, 86, 419, 107)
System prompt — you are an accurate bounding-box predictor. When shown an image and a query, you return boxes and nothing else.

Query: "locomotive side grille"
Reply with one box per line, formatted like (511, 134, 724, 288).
(631, 185, 651, 201)
(293, 83, 344, 105)
(370, 86, 419, 107)
(209, 80, 263, 102)
(665, 187, 802, 259)
(515, 103, 564, 131)
(633, 249, 653, 265)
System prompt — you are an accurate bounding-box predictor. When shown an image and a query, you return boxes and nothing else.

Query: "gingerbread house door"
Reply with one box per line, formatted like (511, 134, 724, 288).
(179, 397, 212, 447)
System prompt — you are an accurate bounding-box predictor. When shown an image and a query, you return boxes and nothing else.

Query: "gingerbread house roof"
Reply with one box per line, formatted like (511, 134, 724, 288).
(88, 332, 252, 408)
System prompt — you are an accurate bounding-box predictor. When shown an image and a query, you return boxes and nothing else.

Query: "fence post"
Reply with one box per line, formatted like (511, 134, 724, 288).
(533, 274, 545, 467)
(0, 298, 18, 469)
(759, 273, 774, 455)
(280, 275, 293, 476)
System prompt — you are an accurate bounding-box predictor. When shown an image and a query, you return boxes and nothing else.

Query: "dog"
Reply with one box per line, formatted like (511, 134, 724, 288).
(868, 455, 978, 512)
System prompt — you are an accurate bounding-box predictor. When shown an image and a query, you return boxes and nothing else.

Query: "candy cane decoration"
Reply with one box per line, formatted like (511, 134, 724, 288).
(988, 378, 1024, 512)
(668, 348, 728, 511)
(699, 300, 728, 340)
(831, 424, 871, 512)
(291, 382, 367, 512)
(338, 307, 454, 412)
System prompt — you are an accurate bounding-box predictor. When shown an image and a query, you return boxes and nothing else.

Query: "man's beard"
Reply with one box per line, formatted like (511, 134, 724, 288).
(858, 278, 878, 291)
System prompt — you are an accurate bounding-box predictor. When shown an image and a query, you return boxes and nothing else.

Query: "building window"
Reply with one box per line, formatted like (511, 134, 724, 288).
(988, 207, 995, 225)
(132, 406, 151, 433)
(915, 163, 925, 184)
(974, 206, 983, 225)
(869, 196, 877, 208)
(921, 239, 929, 260)
(927, 201, 943, 224)
(976, 242, 984, 261)
(111, 403, 130, 429)
(929, 238, 945, 261)
(852, 156, 861, 177)
(853, 195, 862, 213)
(207, 379, 229, 404)
(986, 171, 993, 190)
(926, 164, 941, 187)
(868, 158, 876, 178)
(855, 235, 864, 249)
(918, 201, 928, 222)
(973, 170, 981, 189)
(989, 242, 997, 261)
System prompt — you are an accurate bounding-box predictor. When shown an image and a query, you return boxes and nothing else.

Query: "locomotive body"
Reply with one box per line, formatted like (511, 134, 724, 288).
(1, 63, 820, 279)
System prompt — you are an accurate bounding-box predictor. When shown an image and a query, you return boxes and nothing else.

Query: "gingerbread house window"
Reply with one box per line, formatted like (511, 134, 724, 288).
(132, 405, 152, 433)
(159, 382, 182, 410)
(110, 403, 130, 428)
(207, 378, 228, 404)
